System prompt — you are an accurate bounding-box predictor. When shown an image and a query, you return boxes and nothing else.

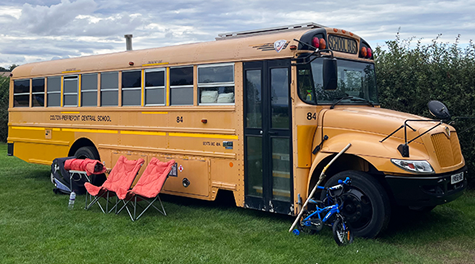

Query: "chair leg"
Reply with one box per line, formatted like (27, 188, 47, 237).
(108, 196, 120, 214)
(123, 198, 136, 222)
(84, 191, 113, 214)
(135, 195, 166, 221)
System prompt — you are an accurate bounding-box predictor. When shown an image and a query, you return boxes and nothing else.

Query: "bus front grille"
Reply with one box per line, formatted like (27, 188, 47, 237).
(431, 132, 462, 168)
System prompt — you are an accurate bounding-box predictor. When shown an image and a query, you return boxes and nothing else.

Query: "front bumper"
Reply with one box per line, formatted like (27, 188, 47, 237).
(385, 166, 468, 207)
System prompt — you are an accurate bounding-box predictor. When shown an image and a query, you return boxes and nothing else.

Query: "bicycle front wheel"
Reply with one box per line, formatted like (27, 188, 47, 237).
(332, 217, 354, 246)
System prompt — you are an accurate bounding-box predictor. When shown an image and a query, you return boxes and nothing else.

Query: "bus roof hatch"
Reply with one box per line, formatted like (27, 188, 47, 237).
(216, 22, 326, 40)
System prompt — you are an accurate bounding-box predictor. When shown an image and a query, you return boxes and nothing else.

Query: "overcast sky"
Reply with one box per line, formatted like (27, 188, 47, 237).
(0, 0, 474, 69)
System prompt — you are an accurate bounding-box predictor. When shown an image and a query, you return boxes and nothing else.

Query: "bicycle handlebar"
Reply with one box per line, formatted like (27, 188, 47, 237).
(338, 177, 351, 185)
(316, 177, 351, 191)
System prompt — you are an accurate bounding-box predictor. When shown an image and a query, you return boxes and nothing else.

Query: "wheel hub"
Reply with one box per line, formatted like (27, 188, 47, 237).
(340, 189, 372, 230)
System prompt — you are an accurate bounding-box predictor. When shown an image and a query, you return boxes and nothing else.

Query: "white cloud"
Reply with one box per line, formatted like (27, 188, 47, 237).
(18, 0, 98, 35)
(0, 0, 474, 68)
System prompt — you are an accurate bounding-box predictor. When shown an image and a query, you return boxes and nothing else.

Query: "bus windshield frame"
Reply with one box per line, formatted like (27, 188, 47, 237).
(297, 57, 379, 106)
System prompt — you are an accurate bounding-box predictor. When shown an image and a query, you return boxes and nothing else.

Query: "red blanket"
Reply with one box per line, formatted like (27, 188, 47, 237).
(64, 158, 107, 176)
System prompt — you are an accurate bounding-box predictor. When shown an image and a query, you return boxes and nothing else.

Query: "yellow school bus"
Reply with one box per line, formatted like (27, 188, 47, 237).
(8, 23, 467, 238)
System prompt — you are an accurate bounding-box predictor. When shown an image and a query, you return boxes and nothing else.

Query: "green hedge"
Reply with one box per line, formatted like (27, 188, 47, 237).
(0, 75, 8, 143)
(375, 33, 475, 188)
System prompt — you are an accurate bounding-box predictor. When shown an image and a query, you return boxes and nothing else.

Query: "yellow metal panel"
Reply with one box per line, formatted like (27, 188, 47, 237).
(296, 125, 317, 168)
(163, 158, 210, 197)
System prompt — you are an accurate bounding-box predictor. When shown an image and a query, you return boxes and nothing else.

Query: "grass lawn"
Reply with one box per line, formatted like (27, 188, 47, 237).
(0, 143, 474, 263)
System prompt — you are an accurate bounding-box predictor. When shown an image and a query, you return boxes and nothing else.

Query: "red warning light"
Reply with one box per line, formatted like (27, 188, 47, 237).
(312, 37, 320, 48)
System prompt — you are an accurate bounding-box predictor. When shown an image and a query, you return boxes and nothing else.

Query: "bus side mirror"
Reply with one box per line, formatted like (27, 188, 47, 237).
(323, 57, 338, 90)
(428, 100, 451, 120)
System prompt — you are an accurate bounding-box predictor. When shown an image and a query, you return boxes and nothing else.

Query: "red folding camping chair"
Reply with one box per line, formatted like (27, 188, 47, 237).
(84, 156, 144, 213)
(116, 157, 175, 221)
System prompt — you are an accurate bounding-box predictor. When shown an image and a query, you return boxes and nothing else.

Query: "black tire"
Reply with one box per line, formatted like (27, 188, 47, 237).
(323, 170, 390, 238)
(297, 210, 319, 234)
(332, 217, 354, 246)
(74, 146, 105, 186)
(74, 146, 100, 160)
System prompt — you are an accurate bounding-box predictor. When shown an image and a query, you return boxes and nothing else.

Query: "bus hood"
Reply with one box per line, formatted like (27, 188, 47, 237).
(321, 107, 437, 135)
(320, 106, 464, 173)
(320, 106, 455, 161)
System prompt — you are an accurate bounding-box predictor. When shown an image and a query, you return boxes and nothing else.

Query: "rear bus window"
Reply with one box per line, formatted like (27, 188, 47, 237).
(13, 79, 30, 107)
(170, 66, 193, 105)
(32, 78, 45, 107)
(198, 64, 234, 105)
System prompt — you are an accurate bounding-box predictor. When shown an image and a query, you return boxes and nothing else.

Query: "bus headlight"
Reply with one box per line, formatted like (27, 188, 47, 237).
(391, 159, 434, 174)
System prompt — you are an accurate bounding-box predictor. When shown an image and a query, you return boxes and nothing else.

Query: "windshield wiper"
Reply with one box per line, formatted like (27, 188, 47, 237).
(330, 96, 374, 109)
(330, 96, 351, 109)
(350, 97, 374, 107)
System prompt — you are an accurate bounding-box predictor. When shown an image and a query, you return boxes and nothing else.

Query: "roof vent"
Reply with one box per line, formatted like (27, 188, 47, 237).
(124, 34, 133, 51)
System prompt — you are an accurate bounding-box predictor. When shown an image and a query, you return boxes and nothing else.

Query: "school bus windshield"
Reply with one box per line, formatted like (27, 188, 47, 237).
(298, 58, 379, 105)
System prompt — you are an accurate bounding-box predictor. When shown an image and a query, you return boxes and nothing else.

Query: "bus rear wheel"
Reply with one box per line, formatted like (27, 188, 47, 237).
(323, 170, 390, 238)
(74, 146, 105, 185)
(74, 146, 100, 160)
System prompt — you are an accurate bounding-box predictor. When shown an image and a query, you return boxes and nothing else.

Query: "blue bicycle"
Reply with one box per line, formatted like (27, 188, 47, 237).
(293, 177, 354, 246)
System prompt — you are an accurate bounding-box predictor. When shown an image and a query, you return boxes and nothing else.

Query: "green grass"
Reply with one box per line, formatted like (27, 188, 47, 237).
(0, 143, 474, 263)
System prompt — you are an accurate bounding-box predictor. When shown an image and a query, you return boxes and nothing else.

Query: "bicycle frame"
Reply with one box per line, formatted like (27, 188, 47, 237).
(303, 186, 341, 226)
(295, 177, 354, 246)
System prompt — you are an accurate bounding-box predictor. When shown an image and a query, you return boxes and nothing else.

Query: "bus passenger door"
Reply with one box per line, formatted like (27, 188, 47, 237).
(243, 59, 293, 214)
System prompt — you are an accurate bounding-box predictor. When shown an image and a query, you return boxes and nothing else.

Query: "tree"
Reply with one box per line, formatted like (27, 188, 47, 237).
(0, 74, 9, 142)
(375, 33, 475, 188)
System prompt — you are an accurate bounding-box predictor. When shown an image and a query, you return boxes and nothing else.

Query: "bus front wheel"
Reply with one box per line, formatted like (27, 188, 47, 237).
(323, 170, 390, 238)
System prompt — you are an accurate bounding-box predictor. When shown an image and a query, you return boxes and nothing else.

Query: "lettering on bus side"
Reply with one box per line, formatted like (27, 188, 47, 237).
(49, 114, 111, 122)
(203, 141, 222, 147)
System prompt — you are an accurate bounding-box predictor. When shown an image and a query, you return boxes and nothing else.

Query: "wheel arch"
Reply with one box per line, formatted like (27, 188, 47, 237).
(307, 153, 385, 196)
(68, 137, 100, 160)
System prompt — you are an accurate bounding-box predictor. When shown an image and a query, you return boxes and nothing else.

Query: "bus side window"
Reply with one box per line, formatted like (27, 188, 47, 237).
(81, 73, 97, 107)
(170, 66, 193, 106)
(63, 75, 78, 107)
(122, 70, 141, 106)
(198, 63, 234, 105)
(144, 68, 166, 106)
(47, 76, 61, 107)
(101, 71, 119, 106)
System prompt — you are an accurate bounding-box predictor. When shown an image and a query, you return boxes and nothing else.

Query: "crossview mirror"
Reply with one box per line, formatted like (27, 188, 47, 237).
(428, 100, 451, 120)
(323, 57, 338, 90)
